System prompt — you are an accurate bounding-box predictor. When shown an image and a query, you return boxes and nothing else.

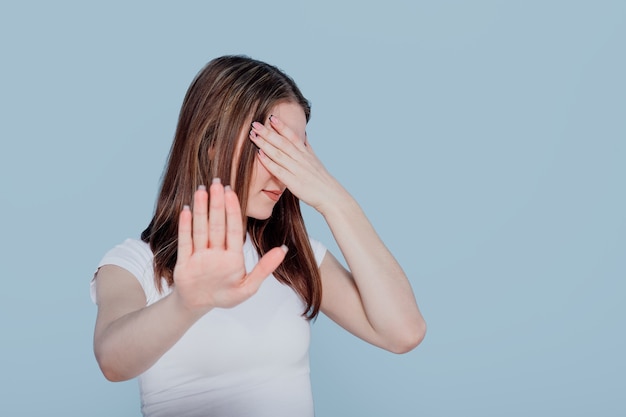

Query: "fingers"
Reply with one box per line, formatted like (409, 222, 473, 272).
(250, 126, 296, 177)
(256, 148, 290, 180)
(177, 205, 193, 260)
(244, 245, 289, 289)
(208, 178, 226, 249)
(268, 115, 305, 149)
(192, 185, 209, 250)
(187, 179, 243, 255)
(250, 120, 302, 160)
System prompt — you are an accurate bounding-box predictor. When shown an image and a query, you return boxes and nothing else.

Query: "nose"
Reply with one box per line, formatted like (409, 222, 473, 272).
(271, 176, 286, 192)
(257, 158, 286, 191)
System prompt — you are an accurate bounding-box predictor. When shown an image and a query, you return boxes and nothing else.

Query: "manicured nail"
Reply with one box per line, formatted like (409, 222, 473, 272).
(251, 121, 263, 130)
(225, 185, 232, 191)
(280, 244, 289, 253)
(198, 184, 206, 191)
(212, 178, 221, 184)
(183, 205, 190, 211)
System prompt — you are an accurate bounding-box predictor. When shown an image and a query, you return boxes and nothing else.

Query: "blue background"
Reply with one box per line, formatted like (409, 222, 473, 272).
(1, 1, 624, 416)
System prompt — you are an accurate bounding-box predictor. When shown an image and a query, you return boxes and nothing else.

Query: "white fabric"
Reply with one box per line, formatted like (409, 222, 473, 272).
(91, 235, 326, 417)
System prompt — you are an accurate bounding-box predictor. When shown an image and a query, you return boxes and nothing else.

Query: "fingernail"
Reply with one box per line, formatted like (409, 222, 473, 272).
(225, 185, 232, 191)
(269, 114, 275, 122)
(198, 184, 206, 191)
(280, 244, 289, 253)
(183, 205, 190, 211)
(249, 130, 257, 139)
(212, 178, 221, 184)
(251, 121, 263, 130)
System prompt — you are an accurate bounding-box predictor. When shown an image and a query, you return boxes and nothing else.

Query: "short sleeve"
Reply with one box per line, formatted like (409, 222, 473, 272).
(90, 239, 165, 305)
(308, 237, 327, 267)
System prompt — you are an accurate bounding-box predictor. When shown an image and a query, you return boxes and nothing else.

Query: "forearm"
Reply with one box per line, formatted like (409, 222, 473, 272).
(320, 189, 426, 346)
(94, 291, 209, 381)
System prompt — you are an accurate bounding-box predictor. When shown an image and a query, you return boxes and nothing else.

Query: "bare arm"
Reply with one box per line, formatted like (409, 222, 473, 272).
(93, 181, 287, 381)
(318, 195, 426, 353)
(251, 115, 426, 353)
(93, 265, 205, 381)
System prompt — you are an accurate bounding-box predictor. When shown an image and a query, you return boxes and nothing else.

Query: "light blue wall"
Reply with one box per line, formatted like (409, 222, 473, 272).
(1, 1, 624, 416)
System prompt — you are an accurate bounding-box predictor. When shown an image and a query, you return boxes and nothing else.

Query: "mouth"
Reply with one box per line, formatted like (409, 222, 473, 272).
(262, 190, 282, 202)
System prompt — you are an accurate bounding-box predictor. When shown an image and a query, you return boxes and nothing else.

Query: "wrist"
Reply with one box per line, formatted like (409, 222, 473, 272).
(169, 286, 213, 321)
(317, 188, 359, 219)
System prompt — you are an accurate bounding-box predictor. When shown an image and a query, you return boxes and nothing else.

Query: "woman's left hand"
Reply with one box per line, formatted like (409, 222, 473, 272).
(252, 115, 426, 355)
(249, 115, 346, 214)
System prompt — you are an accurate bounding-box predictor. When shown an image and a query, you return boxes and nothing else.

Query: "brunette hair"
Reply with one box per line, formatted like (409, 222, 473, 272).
(141, 55, 322, 319)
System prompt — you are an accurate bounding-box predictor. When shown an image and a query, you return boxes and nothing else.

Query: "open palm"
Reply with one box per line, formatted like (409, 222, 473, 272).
(172, 179, 287, 313)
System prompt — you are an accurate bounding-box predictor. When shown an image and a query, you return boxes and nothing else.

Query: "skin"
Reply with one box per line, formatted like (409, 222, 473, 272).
(250, 103, 426, 352)
(93, 102, 426, 382)
(238, 102, 307, 220)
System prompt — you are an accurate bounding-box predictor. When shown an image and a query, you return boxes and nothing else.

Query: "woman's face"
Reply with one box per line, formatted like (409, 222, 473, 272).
(240, 101, 307, 220)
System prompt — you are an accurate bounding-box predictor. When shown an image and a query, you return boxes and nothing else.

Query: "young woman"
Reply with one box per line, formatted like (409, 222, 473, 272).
(91, 55, 426, 417)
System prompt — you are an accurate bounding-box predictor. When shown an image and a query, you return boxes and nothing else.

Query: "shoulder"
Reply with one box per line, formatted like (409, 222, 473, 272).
(91, 239, 165, 305)
(97, 238, 153, 279)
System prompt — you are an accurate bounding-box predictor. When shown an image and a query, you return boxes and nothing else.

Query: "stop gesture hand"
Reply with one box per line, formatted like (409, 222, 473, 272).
(172, 179, 288, 314)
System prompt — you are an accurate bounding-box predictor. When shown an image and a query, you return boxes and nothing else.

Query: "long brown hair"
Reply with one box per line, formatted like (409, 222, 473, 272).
(141, 55, 322, 319)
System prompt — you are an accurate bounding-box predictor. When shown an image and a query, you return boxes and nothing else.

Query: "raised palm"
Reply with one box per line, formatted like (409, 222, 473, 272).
(172, 179, 287, 313)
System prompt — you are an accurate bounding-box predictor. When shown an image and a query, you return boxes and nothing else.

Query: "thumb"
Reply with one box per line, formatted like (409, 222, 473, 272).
(243, 245, 288, 289)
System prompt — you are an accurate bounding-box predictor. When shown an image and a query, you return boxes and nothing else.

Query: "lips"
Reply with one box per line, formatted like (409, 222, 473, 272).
(262, 190, 282, 202)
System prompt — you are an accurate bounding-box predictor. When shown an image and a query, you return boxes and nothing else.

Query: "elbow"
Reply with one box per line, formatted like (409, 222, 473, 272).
(95, 354, 129, 382)
(94, 344, 134, 382)
(99, 364, 130, 383)
(388, 319, 427, 354)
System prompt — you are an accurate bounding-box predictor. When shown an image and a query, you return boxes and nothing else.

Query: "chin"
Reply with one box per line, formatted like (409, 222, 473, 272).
(246, 198, 278, 221)
(246, 210, 273, 221)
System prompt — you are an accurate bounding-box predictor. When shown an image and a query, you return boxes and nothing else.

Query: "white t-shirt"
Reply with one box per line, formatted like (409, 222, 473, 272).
(91, 235, 327, 417)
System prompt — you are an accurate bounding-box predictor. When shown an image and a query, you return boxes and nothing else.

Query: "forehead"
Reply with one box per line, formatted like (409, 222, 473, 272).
(270, 101, 307, 139)
(231, 101, 307, 182)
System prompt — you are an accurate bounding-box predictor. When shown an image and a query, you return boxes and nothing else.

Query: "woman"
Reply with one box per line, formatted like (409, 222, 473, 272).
(91, 55, 426, 417)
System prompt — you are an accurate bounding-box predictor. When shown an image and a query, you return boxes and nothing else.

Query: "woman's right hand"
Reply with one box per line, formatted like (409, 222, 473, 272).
(172, 179, 287, 314)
